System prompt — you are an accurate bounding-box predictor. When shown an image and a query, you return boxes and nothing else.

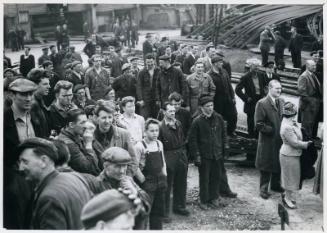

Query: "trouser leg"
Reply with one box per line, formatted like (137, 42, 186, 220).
(164, 166, 174, 216)
(219, 159, 232, 194)
(226, 105, 238, 135)
(260, 170, 271, 194)
(149, 187, 165, 230)
(173, 151, 188, 210)
(209, 159, 222, 201)
(247, 112, 255, 138)
(261, 49, 269, 66)
(270, 172, 281, 190)
(199, 159, 211, 203)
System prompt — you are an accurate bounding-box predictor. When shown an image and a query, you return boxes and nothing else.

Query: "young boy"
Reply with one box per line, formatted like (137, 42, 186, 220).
(134, 118, 167, 230)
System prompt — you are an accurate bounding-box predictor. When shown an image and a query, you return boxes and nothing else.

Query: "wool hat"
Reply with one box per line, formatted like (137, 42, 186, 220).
(81, 189, 134, 229)
(9, 78, 38, 93)
(122, 63, 131, 72)
(199, 94, 213, 106)
(101, 147, 131, 165)
(159, 55, 170, 61)
(283, 102, 297, 116)
(264, 61, 275, 68)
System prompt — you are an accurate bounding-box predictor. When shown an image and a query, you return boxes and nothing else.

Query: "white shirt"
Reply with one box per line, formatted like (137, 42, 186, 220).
(119, 113, 145, 144)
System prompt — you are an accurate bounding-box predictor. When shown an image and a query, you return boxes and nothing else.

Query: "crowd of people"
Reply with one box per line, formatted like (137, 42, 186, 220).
(3, 23, 324, 230)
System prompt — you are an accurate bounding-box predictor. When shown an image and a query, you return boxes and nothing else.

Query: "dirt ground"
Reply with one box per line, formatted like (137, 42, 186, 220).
(163, 160, 324, 230)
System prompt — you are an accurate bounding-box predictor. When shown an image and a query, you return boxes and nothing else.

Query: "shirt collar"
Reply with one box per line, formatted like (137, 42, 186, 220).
(12, 104, 29, 122)
(164, 118, 177, 128)
(268, 94, 276, 104)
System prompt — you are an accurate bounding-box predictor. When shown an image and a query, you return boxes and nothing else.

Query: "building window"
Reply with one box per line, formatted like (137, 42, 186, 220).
(18, 11, 29, 23)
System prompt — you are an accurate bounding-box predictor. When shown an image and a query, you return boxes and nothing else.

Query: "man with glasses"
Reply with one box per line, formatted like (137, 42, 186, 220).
(49, 80, 78, 136)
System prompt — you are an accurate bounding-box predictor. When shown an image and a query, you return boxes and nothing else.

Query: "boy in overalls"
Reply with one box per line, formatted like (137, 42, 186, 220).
(134, 118, 167, 229)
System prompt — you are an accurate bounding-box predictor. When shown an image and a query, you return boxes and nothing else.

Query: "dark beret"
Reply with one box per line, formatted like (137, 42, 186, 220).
(81, 189, 134, 229)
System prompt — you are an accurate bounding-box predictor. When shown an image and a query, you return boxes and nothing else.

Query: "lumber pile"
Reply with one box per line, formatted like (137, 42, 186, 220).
(189, 5, 322, 48)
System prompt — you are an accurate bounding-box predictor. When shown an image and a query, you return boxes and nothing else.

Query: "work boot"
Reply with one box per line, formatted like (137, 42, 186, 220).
(220, 191, 237, 198)
(208, 199, 227, 209)
(198, 202, 210, 210)
(173, 208, 190, 216)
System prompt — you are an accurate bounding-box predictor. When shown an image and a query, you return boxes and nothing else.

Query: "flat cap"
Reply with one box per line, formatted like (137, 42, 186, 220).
(81, 189, 134, 229)
(122, 63, 131, 72)
(199, 94, 214, 106)
(129, 57, 138, 62)
(42, 60, 53, 66)
(9, 78, 37, 93)
(101, 147, 131, 165)
(73, 84, 87, 93)
(159, 55, 170, 61)
(211, 56, 223, 64)
(18, 137, 58, 162)
(145, 33, 152, 38)
(264, 61, 275, 68)
(71, 60, 82, 68)
(42, 46, 49, 50)
(4, 68, 15, 74)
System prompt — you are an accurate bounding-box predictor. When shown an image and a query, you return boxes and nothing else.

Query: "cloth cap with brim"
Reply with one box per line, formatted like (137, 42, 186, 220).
(129, 57, 138, 62)
(101, 147, 131, 164)
(71, 61, 82, 68)
(9, 78, 38, 93)
(283, 102, 297, 116)
(42, 60, 53, 66)
(42, 46, 49, 51)
(18, 137, 58, 162)
(73, 84, 87, 94)
(81, 189, 134, 229)
(4, 68, 15, 74)
(122, 63, 131, 72)
(264, 61, 275, 68)
(159, 55, 170, 61)
(211, 56, 224, 64)
(199, 94, 214, 106)
(103, 86, 113, 97)
(145, 33, 152, 38)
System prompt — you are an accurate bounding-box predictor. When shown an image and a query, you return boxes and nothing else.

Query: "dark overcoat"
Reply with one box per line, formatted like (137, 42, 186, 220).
(254, 96, 284, 172)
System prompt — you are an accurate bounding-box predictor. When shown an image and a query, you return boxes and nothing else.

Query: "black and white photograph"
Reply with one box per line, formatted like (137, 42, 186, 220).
(2, 3, 325, 230)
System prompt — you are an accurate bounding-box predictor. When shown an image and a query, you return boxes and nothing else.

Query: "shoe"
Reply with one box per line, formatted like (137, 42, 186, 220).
(260, 192, 270, 199)
(162, 216, 172, 223)
(220, 191, 237, 198)
(271, 186, 285, 193)
(173, 208, 190, 216)
(198, 202, 210, 210)
(208, 199, 227, 209)
(282, 197, 296, 209)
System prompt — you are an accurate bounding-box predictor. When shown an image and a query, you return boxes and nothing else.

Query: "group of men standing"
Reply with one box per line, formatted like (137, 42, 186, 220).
(2, 22, 323, 230)
(7, 27, 26, 52)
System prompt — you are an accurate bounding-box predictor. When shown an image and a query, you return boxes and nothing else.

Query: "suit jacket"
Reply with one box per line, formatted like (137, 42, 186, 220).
(255, 95, 284, 173)
(182, 54, 195, 75)
(264, 72, 280, 82)
(19, 55, 35, 77)
(298, 70, 322, 117)
(259, 30, 271, 51)
(235, 70, 269, 114)
(136, 67, 161, 103)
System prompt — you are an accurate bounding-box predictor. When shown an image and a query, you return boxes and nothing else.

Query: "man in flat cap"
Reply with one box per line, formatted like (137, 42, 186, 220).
(186, 60, 216, 115)
(130, 57, 140, 77)
(38, 46, 50, 67)
(18, 137, 95, 229)
(143, 33, 154, 64)
(84, 55, 111, 101)
(19, 47, 35, 77)
(66, 60, 85, 86)
(156, 54, 188, 109)
(112, 63, 137, 101)
(136, 53, 161, 119)
(208, 56, 237, 137)
(3, 78, 39, 229)
(263, 61, 280, 82)
(189, 94, 230, 210)
(69, 46, 83, 63)
(81, 189, 141, 230)
(235, 58, 269, 139)
(73, 84, 95, 111)
(95, 147, 151, 229)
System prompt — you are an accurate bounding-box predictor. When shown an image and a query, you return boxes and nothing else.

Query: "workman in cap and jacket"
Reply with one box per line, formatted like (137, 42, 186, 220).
(4, 78, 39, 229)
(95, 147, 151, 230)
(112, 63, 137, 101)
(188, 94, 229, 210)
(38, 46, 50, 66)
